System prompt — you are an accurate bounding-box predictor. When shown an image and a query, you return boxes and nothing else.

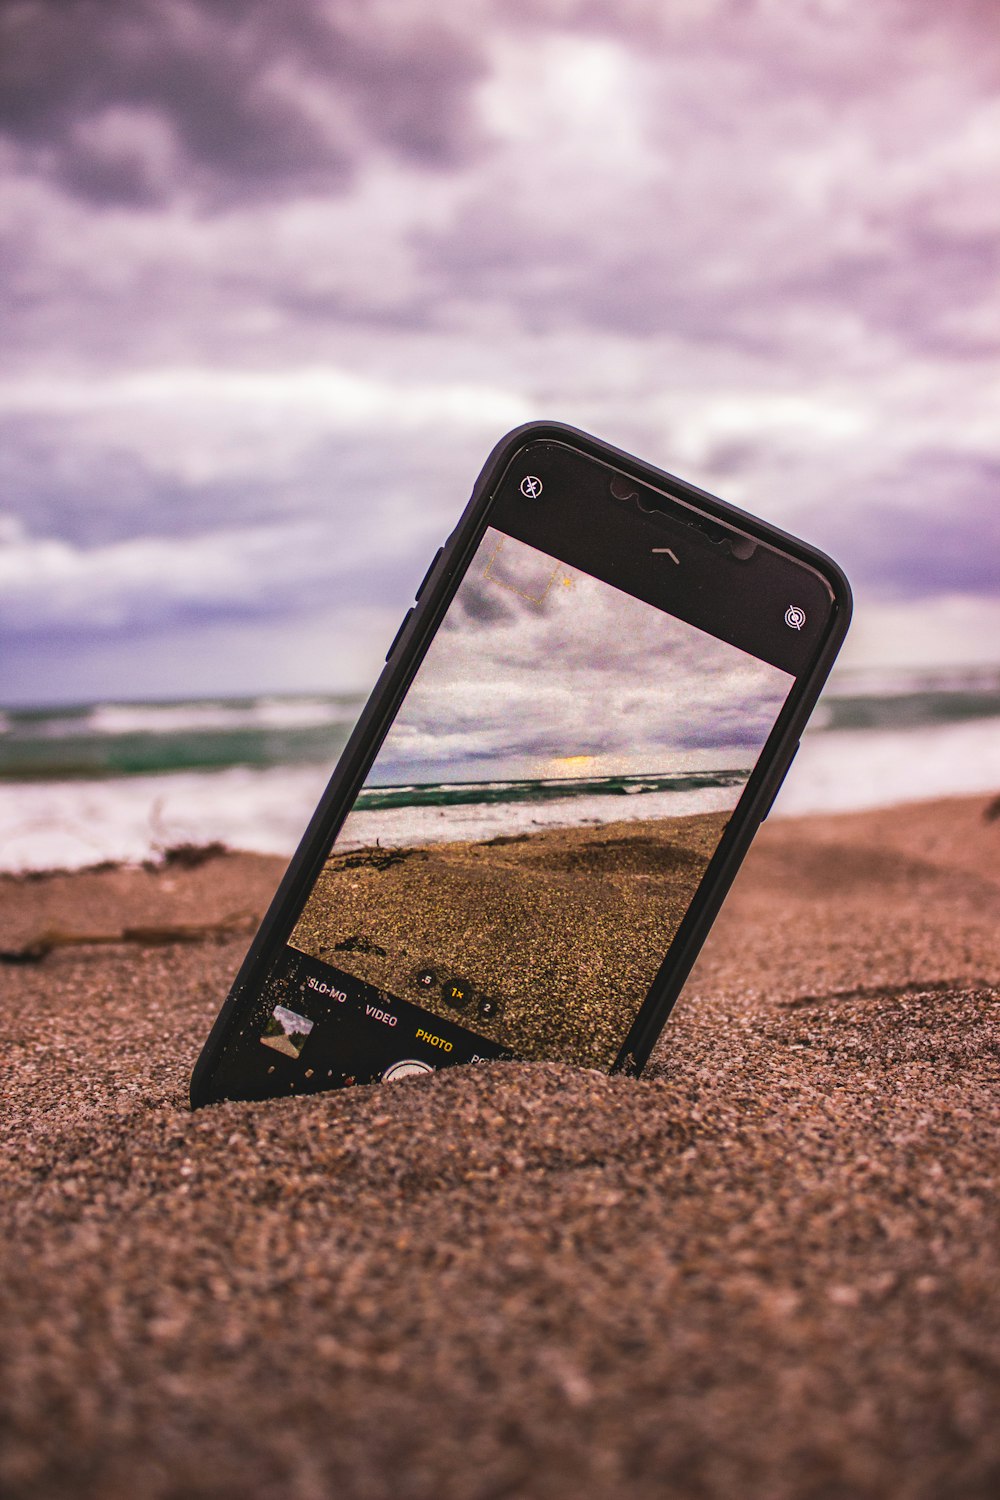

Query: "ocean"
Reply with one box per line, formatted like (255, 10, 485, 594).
(1, 667, 999, 872)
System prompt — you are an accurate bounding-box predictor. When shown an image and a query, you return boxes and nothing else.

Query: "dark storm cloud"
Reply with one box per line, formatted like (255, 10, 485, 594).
(670, 711, 782, 753)
(451, 576, 518, 626)
(0, 0, 486, 206)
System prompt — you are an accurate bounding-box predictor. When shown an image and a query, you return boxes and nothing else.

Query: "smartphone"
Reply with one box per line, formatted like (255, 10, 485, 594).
(190, 422, 851, 1107)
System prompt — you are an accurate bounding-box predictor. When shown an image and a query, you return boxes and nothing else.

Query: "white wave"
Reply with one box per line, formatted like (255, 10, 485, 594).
(231, 697, 357, 730)
(85, 697, 355, 736)
(772, 715, 1000, 817)
(0, 764, 331, 872)
(433, 781, 507, 792)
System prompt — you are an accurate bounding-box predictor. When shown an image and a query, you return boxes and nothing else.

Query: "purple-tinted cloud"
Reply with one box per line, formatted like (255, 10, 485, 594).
(0, 0, 486, 206)
(806, 453, 1000, 599)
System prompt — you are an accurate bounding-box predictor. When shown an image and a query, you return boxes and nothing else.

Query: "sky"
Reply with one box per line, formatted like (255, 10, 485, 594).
(2, 0, 999, 706)
(364, 530, 791, 784)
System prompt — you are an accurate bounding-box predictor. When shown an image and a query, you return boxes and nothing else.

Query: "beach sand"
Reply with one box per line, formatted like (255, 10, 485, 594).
(1, 794, 998, 1499)
(290, 809, 731, 1069)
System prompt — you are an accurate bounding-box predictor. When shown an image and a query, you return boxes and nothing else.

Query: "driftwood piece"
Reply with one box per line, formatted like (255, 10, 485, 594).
(0, 911, 259, 964)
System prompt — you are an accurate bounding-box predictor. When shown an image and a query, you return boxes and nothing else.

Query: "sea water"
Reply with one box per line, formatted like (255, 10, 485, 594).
(1, 669, 998, 872)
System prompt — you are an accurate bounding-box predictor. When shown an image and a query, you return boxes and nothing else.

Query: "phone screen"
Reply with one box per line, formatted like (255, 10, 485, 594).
(212, 478, 811, 1099)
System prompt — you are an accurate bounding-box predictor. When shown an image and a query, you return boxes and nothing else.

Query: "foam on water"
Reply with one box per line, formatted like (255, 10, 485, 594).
(772, 715, 1000, 817)
(85, 697, 346, 736)
(0, 764, 332, 873)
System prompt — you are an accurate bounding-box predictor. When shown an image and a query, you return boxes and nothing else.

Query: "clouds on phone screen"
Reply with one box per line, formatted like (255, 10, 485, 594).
(370, 530, 792, 785)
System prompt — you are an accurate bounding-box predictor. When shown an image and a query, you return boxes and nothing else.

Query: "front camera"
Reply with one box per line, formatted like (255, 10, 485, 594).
(609, 473, 640, 502)
(727, 535, 757, 561)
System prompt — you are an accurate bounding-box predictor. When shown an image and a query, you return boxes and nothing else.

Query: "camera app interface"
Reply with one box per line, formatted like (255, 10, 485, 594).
(240, 529, 792, 1094)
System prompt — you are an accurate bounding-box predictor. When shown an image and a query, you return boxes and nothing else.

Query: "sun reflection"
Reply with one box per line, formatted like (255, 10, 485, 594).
(544, 754, 596, 777)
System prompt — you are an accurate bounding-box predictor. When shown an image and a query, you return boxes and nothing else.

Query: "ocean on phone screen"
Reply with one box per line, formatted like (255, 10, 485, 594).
(1, 668, 999, 871)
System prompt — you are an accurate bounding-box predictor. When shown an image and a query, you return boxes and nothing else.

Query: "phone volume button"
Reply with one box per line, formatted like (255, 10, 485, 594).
(385, 608, 414, 662)
(414, 547, 444, 602)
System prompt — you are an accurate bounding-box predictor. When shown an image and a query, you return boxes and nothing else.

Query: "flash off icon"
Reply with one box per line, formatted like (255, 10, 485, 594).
(519, 474, 543, 499)
(784, 604, 806, 631)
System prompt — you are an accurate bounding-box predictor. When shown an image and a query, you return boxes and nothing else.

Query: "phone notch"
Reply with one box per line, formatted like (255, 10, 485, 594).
(610, 470, 758, 562)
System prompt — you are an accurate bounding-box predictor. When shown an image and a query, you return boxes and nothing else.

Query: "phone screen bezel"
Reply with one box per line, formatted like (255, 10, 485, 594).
(190, 422, 851, 1105)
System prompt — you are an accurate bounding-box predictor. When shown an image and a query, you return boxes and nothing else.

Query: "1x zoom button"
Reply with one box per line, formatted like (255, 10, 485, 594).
(414, 547, 444, 601)
(385, 609, 414, 662)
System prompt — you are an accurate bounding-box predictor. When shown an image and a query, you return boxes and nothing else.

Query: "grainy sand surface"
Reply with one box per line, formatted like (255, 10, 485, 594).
(290, 809, 730, 1068)
(1, 795, 998, 1500)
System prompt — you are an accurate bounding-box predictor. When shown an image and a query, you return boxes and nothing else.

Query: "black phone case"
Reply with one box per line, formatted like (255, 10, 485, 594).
(190, 421, 852, 1106)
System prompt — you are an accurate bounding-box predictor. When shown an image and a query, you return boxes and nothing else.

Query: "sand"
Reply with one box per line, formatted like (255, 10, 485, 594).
(289, 809, 731, 1069)
(1, 794, 998, 1500)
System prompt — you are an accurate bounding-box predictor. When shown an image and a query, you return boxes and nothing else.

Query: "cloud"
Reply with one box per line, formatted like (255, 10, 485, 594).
(0, 513, 324, 634)
(415, 5, 1000, 367)
(451, 574, 518, 626)
(0, 365, 531, 552)
(803, 451, 1000, 598)
(0, 0, 487, 207)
